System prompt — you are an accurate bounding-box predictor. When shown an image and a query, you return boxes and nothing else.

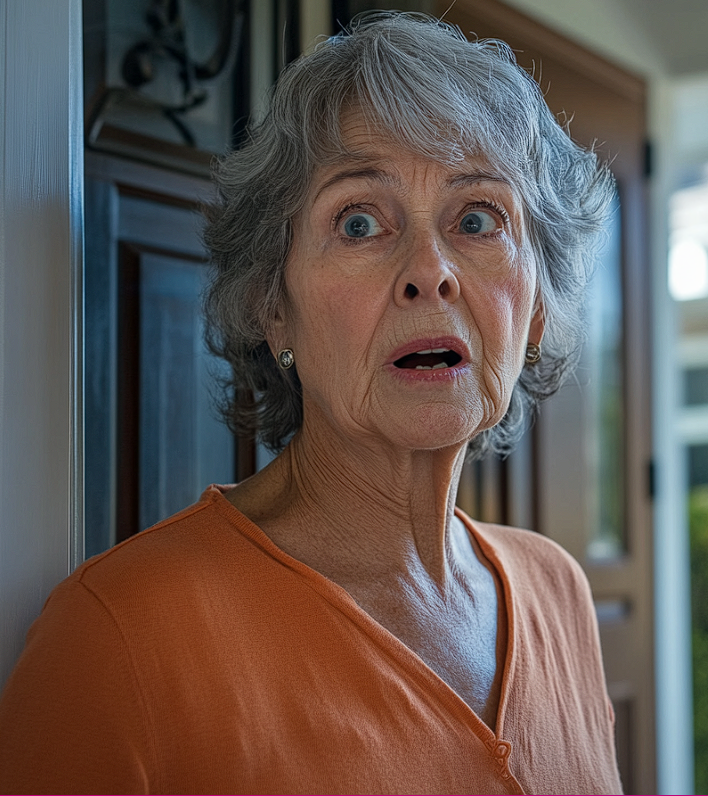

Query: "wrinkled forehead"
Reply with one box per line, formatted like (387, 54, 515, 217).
(337, 109, 467, 158)
(308, 97, 531, 193)
(316, 96, 479, 163)
(312, 113, 503, 187)
(302, 108, 525, 205)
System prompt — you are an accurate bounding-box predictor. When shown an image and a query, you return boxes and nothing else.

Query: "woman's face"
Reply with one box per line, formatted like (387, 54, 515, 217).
(271, 117, 545, 452)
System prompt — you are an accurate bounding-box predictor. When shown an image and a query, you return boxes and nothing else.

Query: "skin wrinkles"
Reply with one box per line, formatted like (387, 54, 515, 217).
(315, 164, 511, 213)
(314, 167, 400, 204)
(227, 117, 545, 730)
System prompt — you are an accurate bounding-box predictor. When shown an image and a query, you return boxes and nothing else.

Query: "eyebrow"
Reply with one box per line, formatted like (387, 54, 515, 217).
(446, 172, 511, 189)
(314, 167, 399, 201)
(313, 165, 511, 202)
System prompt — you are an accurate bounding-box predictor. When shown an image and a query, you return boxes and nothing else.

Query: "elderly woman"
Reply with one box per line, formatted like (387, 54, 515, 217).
(0, 12, 621, 795)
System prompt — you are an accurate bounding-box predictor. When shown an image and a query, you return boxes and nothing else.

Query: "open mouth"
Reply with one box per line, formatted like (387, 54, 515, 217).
(393, 348, 463, 371)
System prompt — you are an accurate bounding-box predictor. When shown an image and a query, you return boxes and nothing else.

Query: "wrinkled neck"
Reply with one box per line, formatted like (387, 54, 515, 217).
(268, 411, 470, 587)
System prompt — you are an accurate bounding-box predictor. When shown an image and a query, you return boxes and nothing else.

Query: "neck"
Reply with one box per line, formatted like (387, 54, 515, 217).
(236, 412, 470, 589)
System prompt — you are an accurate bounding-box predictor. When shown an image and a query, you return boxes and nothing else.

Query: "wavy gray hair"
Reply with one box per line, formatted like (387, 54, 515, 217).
(203, 11, 615, 456)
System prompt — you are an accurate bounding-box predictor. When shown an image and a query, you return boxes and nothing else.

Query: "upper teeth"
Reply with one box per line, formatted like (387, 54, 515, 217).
(415, 348, 449, 355)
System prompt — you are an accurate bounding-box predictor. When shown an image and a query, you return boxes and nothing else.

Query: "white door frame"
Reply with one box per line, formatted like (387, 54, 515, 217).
(0, 0, 84, 687)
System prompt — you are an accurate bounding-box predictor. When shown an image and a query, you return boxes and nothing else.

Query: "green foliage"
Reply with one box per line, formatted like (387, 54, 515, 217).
(690, 486, 708, 794)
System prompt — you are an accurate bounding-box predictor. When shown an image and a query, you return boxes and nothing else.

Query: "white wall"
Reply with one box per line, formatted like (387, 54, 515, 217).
(0, 0, 84, 687)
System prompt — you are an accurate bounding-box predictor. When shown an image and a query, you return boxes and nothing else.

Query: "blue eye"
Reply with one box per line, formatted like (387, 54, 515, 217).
(459, 210, 498, 235)
(343, 212, 380, 238)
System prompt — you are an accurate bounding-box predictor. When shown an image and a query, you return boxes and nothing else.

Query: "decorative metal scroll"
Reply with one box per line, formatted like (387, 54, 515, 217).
(86, 0, 247, 171)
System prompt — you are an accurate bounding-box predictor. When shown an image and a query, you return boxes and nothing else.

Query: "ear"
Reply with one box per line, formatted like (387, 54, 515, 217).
(528, 295, 545, 346)
(265, 301, 290, 359)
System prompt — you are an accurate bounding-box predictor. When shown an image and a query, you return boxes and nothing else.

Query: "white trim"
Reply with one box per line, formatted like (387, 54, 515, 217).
(650, 76, 695, 795)
(0, 0, 84, 687)
(69, 0, 85, 572)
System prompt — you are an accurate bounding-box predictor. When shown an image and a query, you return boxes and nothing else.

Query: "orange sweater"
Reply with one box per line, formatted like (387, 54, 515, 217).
(0, 485, 621, 794)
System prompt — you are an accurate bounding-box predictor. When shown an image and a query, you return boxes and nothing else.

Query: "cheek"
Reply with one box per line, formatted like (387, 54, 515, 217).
(469, 256, 537, 396)
(472, 292, 531, 426)
(474, 268, 536, 346)
(286, 271, 385, 373)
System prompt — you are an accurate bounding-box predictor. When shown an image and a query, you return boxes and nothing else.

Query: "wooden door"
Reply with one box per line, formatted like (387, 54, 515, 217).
(82, 0, 264, 555)
(437, 1, 654, 792)
(84, 154, 255, 555)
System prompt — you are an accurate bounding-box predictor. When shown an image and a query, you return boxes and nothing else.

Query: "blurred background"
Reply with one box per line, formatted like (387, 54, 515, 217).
(2, 1, 708, 792)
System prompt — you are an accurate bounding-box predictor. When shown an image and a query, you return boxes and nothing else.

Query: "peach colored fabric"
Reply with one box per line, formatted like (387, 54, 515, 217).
(0, 485, 621, 794)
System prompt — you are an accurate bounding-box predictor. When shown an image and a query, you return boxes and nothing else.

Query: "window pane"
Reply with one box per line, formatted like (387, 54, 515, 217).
(689, 444, 708, 489)
(686, 368, 708, 406)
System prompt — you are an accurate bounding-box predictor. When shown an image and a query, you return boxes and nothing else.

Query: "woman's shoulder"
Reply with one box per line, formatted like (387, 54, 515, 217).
(456, 510, 601, 653)
(63, 485, 266, 610)
(455, 508, 591, 600)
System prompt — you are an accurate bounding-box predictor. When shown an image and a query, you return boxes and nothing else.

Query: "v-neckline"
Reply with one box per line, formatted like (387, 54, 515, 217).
(209, 486, 517, 750)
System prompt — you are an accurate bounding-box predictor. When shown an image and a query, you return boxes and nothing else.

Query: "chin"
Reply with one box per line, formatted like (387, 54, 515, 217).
(381, 403, 486, 452)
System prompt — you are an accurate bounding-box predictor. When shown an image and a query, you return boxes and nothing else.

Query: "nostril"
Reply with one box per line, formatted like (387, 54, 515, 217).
(404, 283, 418, 299)
(438, 280, 450, 298)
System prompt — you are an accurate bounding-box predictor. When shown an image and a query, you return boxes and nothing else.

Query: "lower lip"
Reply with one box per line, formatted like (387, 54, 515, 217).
(384, 362, 471, 384)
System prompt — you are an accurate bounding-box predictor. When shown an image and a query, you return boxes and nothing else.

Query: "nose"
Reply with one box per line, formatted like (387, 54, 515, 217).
(393, 232, 461, 306)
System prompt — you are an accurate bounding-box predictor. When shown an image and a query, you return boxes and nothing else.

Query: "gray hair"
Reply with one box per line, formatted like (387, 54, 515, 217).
(203, 11, 615, 457)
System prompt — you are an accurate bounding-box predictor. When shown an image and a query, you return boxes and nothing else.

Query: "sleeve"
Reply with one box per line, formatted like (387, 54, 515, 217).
(0, 579, 154, 794)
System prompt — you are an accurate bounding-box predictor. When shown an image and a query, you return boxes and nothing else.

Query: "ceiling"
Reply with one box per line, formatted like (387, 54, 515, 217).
(623, 0, 708, 76)
(501, 0, 708, 77)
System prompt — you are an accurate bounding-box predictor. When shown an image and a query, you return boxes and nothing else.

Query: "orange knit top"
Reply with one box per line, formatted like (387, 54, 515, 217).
(0, 485, 621, 794)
